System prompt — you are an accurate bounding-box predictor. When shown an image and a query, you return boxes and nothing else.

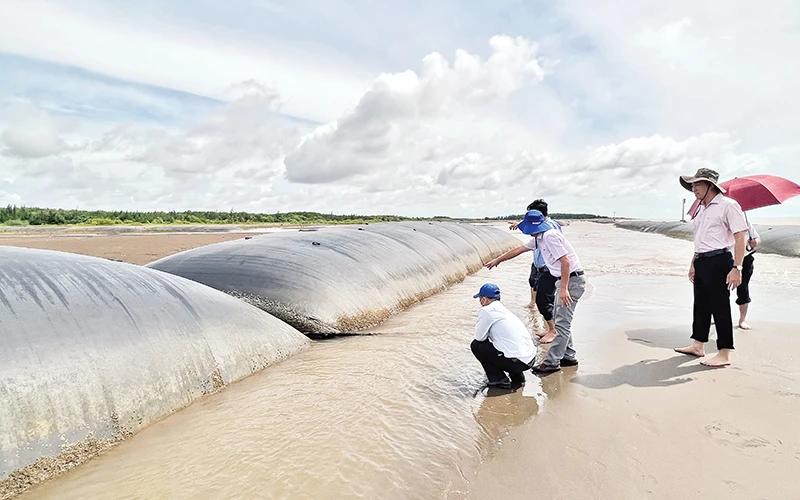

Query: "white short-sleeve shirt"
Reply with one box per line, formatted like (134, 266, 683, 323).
(523, 229, 582, 277)
(474, 300, 535, 364)
(691, 194, 748, 253)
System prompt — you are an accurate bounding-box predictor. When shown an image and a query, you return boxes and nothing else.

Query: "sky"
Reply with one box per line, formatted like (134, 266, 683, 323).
(1, 0, 799, 218)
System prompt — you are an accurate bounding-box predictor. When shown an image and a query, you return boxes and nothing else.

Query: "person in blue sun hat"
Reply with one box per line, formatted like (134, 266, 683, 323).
(471, 283, 536, 390)
(508, 199, 561, 343)
(486, 209, 586, 374)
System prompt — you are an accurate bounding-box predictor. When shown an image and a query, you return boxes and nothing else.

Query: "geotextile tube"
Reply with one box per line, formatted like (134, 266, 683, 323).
(147, 222, 520, 335)
(614, 220, 800, 257)
(0, 246, 309, 496)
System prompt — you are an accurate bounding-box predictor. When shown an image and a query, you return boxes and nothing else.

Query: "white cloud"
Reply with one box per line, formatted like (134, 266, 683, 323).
(0, 0, 372, 123)
(554, 0, 800, 148)
(1, 104, 72, 158)
(0, 189, 22, 206)
(91, 83, 298, 178)
(0, 84, 304, 212)
(284, 36, 544, 184)
(435, 153, 503, 190)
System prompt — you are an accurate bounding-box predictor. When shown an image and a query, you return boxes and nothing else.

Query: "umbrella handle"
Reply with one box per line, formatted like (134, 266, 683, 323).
(743, 212, 753, 242)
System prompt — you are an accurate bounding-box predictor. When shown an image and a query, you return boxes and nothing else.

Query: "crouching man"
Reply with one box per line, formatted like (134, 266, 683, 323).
(486, 210, 586, 373)
(471, 283, 536, 390)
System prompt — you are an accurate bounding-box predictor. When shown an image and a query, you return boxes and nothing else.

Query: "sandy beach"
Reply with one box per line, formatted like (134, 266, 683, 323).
(0, 232, 253, 265)
(465, 277, 800, 500)
(3, 222, 800, 500)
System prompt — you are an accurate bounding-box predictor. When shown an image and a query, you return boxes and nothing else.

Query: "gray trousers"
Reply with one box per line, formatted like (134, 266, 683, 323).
(543, 275, 586, 366)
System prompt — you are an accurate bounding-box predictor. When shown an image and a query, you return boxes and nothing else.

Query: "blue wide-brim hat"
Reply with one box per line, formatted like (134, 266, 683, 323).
(517, 209, 551, 235)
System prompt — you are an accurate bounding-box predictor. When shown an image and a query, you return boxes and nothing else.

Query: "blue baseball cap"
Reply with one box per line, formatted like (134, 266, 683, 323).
(517, 209, 552, 235)
(473, 283, 501, 299)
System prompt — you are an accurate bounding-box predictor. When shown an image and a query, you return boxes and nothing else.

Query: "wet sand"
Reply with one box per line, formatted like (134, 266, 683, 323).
(4, 222, 800, 499)
(0, 232, 253, 265)
(464, 276, 800, 500)
(464, 226, 800, 500)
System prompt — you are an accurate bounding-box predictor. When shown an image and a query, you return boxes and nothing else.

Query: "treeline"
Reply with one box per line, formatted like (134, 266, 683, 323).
(0, 205, 606, 227)
(0, 205, 418, 226)
(485, 212, 607, 221)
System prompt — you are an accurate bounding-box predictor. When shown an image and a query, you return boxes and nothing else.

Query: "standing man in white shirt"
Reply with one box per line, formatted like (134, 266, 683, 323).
(486, 210, 586, 374)
(676, 168, 748, 367)
(508, 199, 561, 343)
(471, 283, 536, 390)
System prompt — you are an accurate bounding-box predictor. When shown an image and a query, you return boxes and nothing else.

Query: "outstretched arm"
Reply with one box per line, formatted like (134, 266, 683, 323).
(485, 245, 531, 269)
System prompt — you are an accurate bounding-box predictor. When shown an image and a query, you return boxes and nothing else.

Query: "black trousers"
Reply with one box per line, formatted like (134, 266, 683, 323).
(528, 263, 541, 289)
(692, 252, 735, 350)
(471, 340, 529, 384)
(735, 254, 755, 305)
(535, 268, 557, 321)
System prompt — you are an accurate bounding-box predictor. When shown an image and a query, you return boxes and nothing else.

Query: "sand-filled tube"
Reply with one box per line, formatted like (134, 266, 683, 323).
(0, 247, 309, 495)
(147, 222, 520, 335)
(615, 220, 800, 257)
(756, 225, 800, 257)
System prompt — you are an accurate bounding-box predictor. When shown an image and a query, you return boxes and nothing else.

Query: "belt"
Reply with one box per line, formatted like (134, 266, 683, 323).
(569, 270, 584, 277)
(695, 249, 729, 259)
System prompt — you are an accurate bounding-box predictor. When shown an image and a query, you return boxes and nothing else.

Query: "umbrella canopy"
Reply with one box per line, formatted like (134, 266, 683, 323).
(720, 175, 800, 211)
(687, 174, 800, 216)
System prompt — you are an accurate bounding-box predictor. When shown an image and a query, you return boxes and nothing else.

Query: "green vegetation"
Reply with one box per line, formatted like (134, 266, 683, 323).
(0, 205, 606, 227)
(0, 205, 417, 226)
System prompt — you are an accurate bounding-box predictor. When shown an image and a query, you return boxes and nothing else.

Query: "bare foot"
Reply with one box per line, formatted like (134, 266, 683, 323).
(535, 330, 547, 338)
(674, 344, 705, 357)
(701, 352, 731, 367)
(539, 332, 556, 344)
(739, 321, 751, 330)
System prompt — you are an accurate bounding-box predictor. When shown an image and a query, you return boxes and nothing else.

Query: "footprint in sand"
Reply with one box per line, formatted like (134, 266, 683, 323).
(704, 420, 772, 450)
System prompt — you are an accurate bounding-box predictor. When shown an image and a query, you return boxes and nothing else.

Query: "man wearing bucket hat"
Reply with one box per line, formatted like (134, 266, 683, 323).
(509, 199, 561, 343)
(471, 283, 536, 390)
(486, 210, 586, 374)
(676, 168, 748, 367)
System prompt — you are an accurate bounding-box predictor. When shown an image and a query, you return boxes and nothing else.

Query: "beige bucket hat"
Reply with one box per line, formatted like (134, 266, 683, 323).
(679, 168, 726, 194)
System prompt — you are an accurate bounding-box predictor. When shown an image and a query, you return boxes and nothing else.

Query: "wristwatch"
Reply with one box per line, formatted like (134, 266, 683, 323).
(734, 265, 743, 271)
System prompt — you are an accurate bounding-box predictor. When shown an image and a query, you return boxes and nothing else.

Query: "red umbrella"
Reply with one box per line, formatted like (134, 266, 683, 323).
(687, 174, 800, 217)
(720, 175, 800, 211)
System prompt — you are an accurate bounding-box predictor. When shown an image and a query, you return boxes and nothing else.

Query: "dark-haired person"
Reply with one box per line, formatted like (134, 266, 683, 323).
(471, 283, 536, 390)
(487, 210, 585, 373)
(676, 168, 748, 367)
(509, 199, 559, 343)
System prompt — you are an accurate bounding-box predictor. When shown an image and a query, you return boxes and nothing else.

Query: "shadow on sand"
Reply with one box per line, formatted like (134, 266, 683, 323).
(571, 355, 716, 389)
(625, 324, 699, 350)
(570, 325, 720, 389)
